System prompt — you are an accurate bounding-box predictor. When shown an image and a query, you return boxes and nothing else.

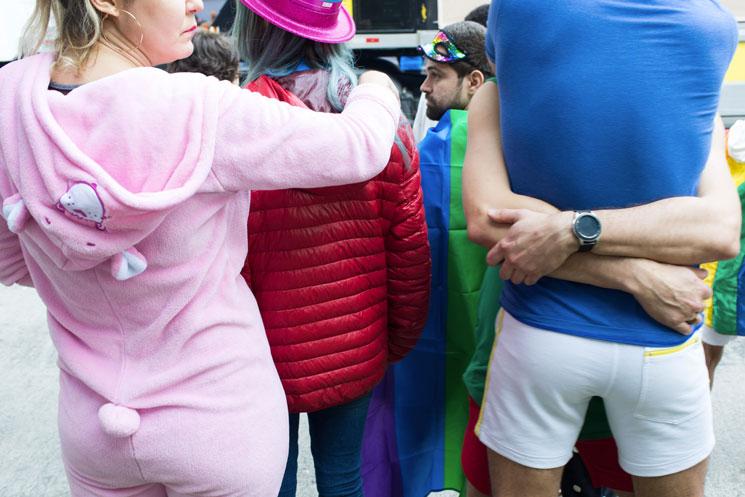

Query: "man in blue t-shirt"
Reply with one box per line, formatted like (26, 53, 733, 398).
(462, 1, 740, 496)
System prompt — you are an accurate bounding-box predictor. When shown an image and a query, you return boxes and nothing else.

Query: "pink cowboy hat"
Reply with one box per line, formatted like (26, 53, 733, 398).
(239, 0, 356, 44)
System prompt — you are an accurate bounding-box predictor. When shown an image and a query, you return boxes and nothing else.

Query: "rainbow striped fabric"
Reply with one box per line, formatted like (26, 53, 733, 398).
(361, 110, 487, 496)
(703, 121, 745, 336)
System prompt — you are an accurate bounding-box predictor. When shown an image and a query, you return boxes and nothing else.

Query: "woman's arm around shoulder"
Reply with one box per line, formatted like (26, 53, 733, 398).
(210, 72, 401, 193)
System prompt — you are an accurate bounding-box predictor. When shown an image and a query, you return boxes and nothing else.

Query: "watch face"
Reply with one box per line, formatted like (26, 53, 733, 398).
(576, 215, 601, 240)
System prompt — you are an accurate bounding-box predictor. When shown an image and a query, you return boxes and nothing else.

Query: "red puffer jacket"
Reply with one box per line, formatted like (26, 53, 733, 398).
(242, 71, 431, 413)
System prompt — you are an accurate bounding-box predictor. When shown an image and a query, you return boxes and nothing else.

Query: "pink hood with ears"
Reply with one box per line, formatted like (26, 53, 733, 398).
(0, 53, 399, 280)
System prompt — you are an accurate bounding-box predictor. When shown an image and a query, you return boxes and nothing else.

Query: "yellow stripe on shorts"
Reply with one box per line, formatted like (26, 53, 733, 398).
(643, 335, 701, 358)
(475, 309, 506, 436)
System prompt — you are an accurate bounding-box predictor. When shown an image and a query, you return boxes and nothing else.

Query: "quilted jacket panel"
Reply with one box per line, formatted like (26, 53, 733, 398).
(243, 72, 431, 412)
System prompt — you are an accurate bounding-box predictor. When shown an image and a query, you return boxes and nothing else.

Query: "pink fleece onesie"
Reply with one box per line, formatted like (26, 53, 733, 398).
(0, 53, 399, 497)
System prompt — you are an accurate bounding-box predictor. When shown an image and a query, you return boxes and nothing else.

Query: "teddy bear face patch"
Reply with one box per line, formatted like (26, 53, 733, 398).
(57, 182, 107, 230)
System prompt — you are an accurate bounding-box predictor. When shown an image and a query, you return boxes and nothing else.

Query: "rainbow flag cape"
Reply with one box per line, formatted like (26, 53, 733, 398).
(362, 110, 487, 496)
(703, 125, 745, 336)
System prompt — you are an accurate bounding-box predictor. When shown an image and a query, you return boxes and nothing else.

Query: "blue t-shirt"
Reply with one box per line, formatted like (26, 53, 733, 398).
(486, 0, 738, 347)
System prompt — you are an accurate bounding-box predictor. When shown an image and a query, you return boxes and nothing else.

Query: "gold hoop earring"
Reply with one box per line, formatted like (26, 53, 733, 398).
(100, 10, 151, 68)
(119, 9, 144, 51)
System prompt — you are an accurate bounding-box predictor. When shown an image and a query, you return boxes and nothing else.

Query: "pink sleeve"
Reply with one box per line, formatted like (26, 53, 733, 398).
(0, 213, 31, 287)
(209, 83, 400, 192)
(0, 167, 31, 286)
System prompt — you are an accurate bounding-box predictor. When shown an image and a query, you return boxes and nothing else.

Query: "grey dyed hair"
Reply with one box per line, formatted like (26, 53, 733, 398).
(232, 2, 358, 112)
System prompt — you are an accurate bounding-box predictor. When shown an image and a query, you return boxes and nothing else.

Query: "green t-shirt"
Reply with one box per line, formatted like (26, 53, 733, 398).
(462, 265, 503, 404)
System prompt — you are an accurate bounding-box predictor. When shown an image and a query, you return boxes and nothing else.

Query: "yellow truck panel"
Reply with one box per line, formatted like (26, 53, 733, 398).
(725, 42, 745, 82)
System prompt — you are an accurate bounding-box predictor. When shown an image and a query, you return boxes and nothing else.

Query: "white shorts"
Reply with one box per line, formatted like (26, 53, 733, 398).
(701, 325, 737, 346)
(476, 311, 714, 478)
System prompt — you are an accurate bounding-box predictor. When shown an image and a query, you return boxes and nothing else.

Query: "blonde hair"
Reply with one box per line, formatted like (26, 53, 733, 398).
(20, 0, 116, 72)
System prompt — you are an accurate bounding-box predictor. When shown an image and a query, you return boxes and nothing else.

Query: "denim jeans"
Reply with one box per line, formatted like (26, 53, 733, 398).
(278, 392, 372, 497)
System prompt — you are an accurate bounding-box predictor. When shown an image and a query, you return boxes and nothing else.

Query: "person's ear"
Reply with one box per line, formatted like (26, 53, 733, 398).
(466, 70, 485, 97)
(88, 0, 122, 18)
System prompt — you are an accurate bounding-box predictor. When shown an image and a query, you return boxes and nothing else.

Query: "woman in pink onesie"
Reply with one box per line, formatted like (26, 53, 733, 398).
(0, 1, 400, 496)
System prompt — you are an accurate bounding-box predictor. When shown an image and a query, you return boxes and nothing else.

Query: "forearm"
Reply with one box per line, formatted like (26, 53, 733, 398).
(550, 252, 639, 294)
(552, 250, 713, 335)
(462, 81, 560, 247)
(213, 81, 400, 192)
(466, 191, 557, 248)
(592, 195, 740, 264)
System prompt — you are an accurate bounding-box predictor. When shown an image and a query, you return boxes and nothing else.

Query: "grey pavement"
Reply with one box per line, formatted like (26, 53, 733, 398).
(1, 285, 743, 496)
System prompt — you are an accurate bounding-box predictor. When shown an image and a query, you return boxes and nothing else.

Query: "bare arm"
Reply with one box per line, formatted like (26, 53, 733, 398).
(484, 116, 740, 276)
(462, 82, 711, 333)
(551, 254, 710, 335)
(462, 81, 556, 244)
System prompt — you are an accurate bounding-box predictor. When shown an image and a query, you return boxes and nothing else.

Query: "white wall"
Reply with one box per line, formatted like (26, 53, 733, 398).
(437, 0, 488, 27)
(721, 0, 745, 19)
(1, 0, 35, 61)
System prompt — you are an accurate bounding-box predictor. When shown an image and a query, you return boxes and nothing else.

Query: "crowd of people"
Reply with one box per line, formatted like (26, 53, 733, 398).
(0, 1, 742, 497)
